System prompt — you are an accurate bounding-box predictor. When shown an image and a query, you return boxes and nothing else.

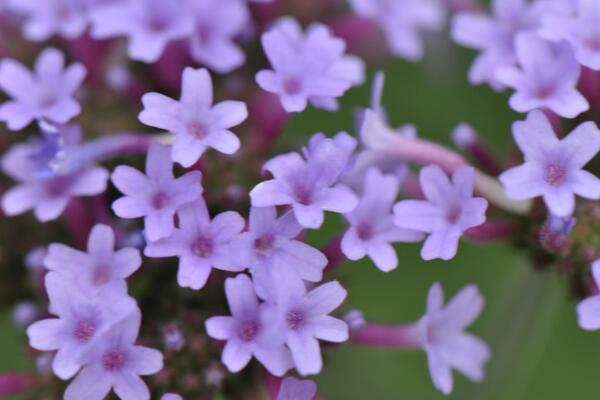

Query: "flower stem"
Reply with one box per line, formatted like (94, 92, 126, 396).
(351, 322, 421, 349)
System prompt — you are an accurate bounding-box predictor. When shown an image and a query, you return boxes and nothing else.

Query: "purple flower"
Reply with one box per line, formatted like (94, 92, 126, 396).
(269, 269, 348, 375)
(349, 0, 445, 61)
(144, 200, 245, 290)
(540, 0, 600, 70)
(64, 308, 163, 400)
(577, 260, 600, 330)
(44, 224, 142, 296)
(231, 207, 327, 297)
(256, 17, 365, 113)
(111, 143, 203, 242)
(394, 165, 488, 260)
(499, 110, 600, 217)
(89, 0, 195, 62)
(161, 394, 183, 400)
(0, 48, 86, 131)
(342, 168, 423, 272)
(250, 133, 359, 229)
(205, 274, 292, 376)
(187, 0, 250, 73)
(277, 377, 317, 400)
(139, 67, 247, 167)
(417, 282, 490, 395)
(496, 32, 588, 118)
(1, 140, 109, 222)
(26, 273, 137, 380)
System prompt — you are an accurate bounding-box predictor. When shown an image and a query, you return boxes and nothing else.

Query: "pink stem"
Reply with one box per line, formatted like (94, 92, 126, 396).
(465, 221, 514, 241)
(467, 142, 503, 176)
(400, 171, 424, 199)
(0, 373, 34, 396)
(542, 109, 561, 137)
(263, 371, 282, 400)
(351, 322, 421, 349)
(323, 235, 344, 274)
(62, 198, 91, 249)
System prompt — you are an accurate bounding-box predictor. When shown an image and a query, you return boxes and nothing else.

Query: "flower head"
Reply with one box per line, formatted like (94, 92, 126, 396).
(0, 48, 86, 131)
(394, 165, 488, 260)
(499, 110, 600, 217)
(277, 377, 317, 400)
(577, 260, 600, 330)
(144, 199, 245, 290)
(139, 67, 247, 167)
(111, 143, 203, 242)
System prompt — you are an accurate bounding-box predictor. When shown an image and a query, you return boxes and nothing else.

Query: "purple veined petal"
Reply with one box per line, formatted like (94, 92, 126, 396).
(459, 198, 488, 231)
(277, 376, 317, 400)
(578, 295, 600, 330)
(426, 347, 453, 395)
(511, 110, 558, 160)
(26, 318, 64, 350)
(276, 240, 327, 282)
(0, 101, 35, 130)
(205, 316, 236, 340)
(209, 101, 248, 130)
(63, 63, 87, 94)
(438, 285, 484, 331)
(570, 170, 600, 200)
(341, 228, 368, 260)
(209, 211, 245, 242)
(1, 185, 40, 216)
(64, 364, 112, 400)
(305, 281, 347, 316)
(111, 166, 152, 196)
(181, 67, 213, 111)
(128, 32, 169, 63)
(87, 224, 115, 255)
(543, 186, 576, 217)
(69, 167, 109, 196)
(0, 59, 37, 99)
(205, 130, 241, 155)
(419, 165, 454, 205)
(312, 186, 358, 213)
(451, 13, 498, 51)
(436, 332, 491, 382)
(394, 200, 447, 233)
(112, 197, 149, 218)
(292, 203, 324, 229)
(250, 180, 295, 207)
(274, 210, 303, 238)
(260, 26, 299, 73)
(127, 346, 164, 376)
(252, 342, 293, 377)
(44, 243, 88, 272)
(190, 38, 246, 74)
(366, 241, 398, 272)
(222, 339, 253, 373)
(177, 256, 212, 290)
(139, 92, 183, 132)
(53, 342, 83, 379)
(177, 200, 210, 234)
(427, 282, 445, 314)
(34, 47, 66, 81)
(420, 227, 462, 261)
(287, 332, 322, 376)
(145, 143, 174, 183)
(452, 166, 475, 201)
(112, 248, 142, 279)
(34, 195, 70, 222)
(546, 88, 589, 119)
(499, 164, 545, 200)
(280, 91, 308, 113)
(171, 132, 207, 167)
(263, 152, 306, 181)
(310, 315, 349, 343)
(561, 121, 600, 168)
(225, 274, 260, 318)
(170, 170, 203, 200)
(248, 206, 277, 233)
(144, 233, 187, 258)
(112, 372, 151, 400)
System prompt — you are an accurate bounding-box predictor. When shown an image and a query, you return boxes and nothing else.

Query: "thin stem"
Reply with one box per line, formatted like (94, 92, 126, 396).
(0, 373, 34, 396)
(351, 322, 422, 349)
(465, 221, 514, 241)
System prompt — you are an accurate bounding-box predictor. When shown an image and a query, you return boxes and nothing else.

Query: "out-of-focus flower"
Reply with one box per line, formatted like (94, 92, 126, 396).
(577, 260, 600, 330)
(0, 48, 86, 131)
(277, 376, 317, 400)
(394, 165, 488, 260)
(139, 67, 247, 167)
(161, 394, 183, 400)
(499, 110, 600, 217)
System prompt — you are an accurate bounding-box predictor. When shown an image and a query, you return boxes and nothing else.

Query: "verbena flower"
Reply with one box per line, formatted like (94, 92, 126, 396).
(205, 274, 292, 376)
(349, 0, 445, 61)
(44, 224, 142, 296)
(111, 143, 203, 242)
(139, 67, 247, 167)
(250, 132, 358, 229)
(256, 17, 365, 113)
(496, 32, 588, 118)
(64, 308, 163, 400)
(0, 48, 86, 130)
(499, 110, 600, 217)
(342, 168, 423, 271)
(144, 199, 245, 290)
(27, 273, 137, 380)
(394, 165, 488, 260)
(577, 260, 600, 330)
(277, 377, 317, 400)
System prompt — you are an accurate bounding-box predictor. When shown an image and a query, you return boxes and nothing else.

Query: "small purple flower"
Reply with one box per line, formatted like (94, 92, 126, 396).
(89, 0, 195, 62)
(64, 308, 164, 400)
(342, 168, 423, 272)
(1, 140, 109, 222)
(144, 200, 245, 290)
(250, 133, 359, 229)
(349, 0, 445, 61)
(0, 48, 86, 131)
(111, 143, 203, 242)
(256, 17, 365, 113)
(540, 0, 600, 70)
(417, 282, 490, 395)
(27, 273, 137, 380)
(394, 165, 488, 260)
(499, 110, 600, 217)
(577, 260, 600, 330)
(269, 268, 349, 375)
(44, 224, 142, 296)
(277, 377, 317, 400)
(139, 67, 248, 167)
(205, 274, 292, 376)
(496, 32, 588, 118)
(187, 0, 250, 73)
(231, 207, 327, 297)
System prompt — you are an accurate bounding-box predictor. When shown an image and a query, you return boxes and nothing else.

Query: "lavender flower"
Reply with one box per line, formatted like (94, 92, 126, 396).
(256, 17, 365, 113)
(1, 140, 109, 222)
(64, 308, 164, 400)
(496, 32, 588, 118)
(111, 143, 203, 242)
(277, 377, 317, 400)
(577, 260, 600, 330)
(139, 67, 247, 167)
(499, 110, 600, 217)
(250, 133, 359, 229)
(27, 273, 137, 380)
(418, 282, 490, 395)
(230, 207, 327, 297)
(89, 0, 195, 62)
(205, 274, 292, 376)
(349, 0, 445, 61)
(144, 200, 245, 290)
(394, 165, 488, 261)
(342, 168, 423, 272)
(0, 48, 86, 130)
(187, 0, 250, 73)
(270, 269, 349, 375)
(44, 224, 142, 296)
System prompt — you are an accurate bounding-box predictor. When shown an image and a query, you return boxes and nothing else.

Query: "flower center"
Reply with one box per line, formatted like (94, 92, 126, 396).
(151, 191, 170, 210)
(284, 78, 302, 95)
(102, 350, 125, 371)
(238, 320, 259, 342)
(191, 238, 213, 258)
(446, 206, 462, 225)
(544, 164, 566, 186)
(356, 223, 372, 241)
(92, 265, 111, 286)
(286, 309, 304, 330)
(74, 320, 96, 342)
(187, 122, 208, 139)
(254, 235, 273, 255)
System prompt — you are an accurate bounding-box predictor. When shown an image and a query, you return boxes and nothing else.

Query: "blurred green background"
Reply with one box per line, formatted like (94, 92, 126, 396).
(2, 28, 600, 400)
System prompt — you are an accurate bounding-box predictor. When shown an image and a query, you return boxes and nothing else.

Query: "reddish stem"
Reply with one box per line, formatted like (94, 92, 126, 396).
(351, 323, 421, 349)
(0, 373, 34, 396)
(465, 221, 514, 241)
